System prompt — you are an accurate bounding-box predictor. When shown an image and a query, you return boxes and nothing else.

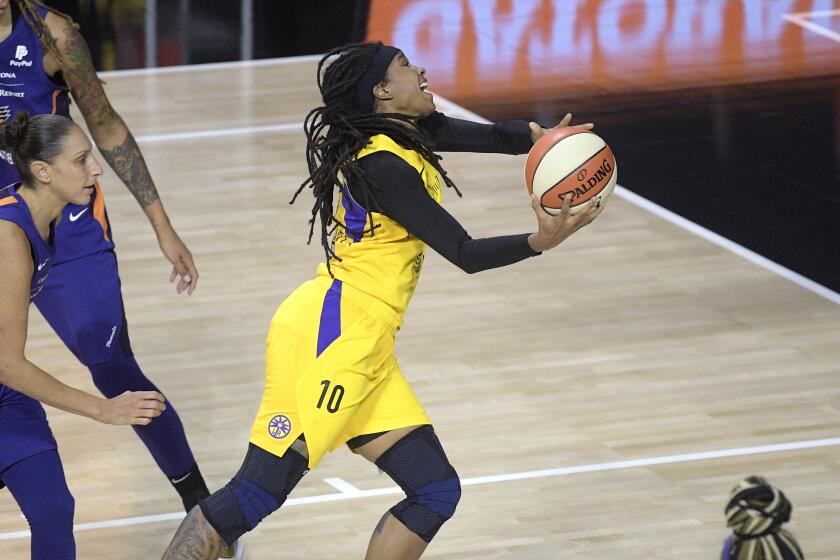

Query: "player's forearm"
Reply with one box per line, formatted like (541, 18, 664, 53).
(0, 359, 105, 421)
(90, 114, 164, 215)
(421, 113, 533, 154)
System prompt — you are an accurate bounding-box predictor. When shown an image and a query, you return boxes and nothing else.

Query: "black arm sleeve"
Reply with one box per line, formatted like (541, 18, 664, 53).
(419, 111, 533, 155)
(353, 152, 539, 274)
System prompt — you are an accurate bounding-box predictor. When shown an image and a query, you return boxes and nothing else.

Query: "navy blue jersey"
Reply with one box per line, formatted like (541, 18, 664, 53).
(0, 5, 70, 188)
(0, 6, 113, 262)
(0, 183, 54, 407)
(0, 183, 58, 465)
(0, 184, 55, 300)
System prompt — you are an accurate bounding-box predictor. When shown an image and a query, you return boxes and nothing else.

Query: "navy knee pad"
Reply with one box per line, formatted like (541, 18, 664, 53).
(200, 442, 308, 545)
(375, 425, 461, 542)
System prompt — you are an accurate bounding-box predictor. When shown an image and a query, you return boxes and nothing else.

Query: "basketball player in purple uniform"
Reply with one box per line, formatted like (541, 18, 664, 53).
(0, 2, 240, 555)
(0, 112, 168, 559)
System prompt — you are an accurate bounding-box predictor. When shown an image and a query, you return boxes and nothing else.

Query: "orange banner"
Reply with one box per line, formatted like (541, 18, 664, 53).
(367, 0, 840, 107)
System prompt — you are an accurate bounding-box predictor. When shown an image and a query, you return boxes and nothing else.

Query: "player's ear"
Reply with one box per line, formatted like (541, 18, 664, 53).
(373, 81, 392, 102)
(30, 160, 51, 183)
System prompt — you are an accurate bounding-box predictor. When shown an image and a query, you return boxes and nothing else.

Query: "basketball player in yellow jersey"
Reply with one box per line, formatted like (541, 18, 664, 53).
(162, 42, 605, 559)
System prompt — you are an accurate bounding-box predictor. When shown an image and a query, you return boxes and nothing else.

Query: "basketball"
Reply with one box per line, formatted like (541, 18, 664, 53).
(525, 127, 618, 215)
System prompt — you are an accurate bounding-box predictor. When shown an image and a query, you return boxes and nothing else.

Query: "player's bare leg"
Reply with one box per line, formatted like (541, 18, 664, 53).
(365, 511, 428, 560)
(161, 506, 226, 560)
(357, 426, 430, 560)
(162, 436, 308, 559)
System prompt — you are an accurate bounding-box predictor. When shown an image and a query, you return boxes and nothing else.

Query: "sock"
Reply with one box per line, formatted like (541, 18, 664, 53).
(169, 463, 211, 512)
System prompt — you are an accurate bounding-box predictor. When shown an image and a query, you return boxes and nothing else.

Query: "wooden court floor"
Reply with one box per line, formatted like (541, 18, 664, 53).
(1, 57, 839, 559)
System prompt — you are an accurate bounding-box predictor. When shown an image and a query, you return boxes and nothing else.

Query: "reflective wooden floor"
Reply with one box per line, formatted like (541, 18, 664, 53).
(1, 56, 839, 559)
(368, 0, 840, 295)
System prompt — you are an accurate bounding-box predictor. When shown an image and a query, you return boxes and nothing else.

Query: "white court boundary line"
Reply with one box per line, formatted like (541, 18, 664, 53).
(117, 51, 840, 304)
(99, 53, 322, 78)
(134, 122, 302, 143)
(783, 9, 840, 44)
(433, 97, 840, 305)
(617, 188, 840, 305)
(1, 436, 839, 541)
(131, 104, 840, 306)
(4, 56, 830, 544)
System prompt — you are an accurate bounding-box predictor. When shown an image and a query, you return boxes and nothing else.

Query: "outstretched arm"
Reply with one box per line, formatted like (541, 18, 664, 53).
(42, 12, 198, 294)
(354, 152, 603, 274)
(419, 112, 593, 154)
(419, 112, 533, 154)
(354, 152, 537, 273)
(0, 223, 166, 425)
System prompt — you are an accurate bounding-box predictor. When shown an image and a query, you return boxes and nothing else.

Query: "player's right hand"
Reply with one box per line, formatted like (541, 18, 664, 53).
(98, 390, 166, 425)
(527, 193, 606, 253)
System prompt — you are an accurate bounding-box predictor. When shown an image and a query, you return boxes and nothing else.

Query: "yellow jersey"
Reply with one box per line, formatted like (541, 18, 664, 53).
(315, 134, 443, 321)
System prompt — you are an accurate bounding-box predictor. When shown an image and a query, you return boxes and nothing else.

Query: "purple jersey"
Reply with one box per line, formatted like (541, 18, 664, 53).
(0, 6, 70, 187)
(0, 184, 54, 300)
(0, 6, 113, 263)
(0, 184, 55, 406)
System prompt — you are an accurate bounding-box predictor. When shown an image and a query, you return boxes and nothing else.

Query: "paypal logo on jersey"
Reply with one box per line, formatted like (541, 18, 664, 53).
(10, 45, 32, 67)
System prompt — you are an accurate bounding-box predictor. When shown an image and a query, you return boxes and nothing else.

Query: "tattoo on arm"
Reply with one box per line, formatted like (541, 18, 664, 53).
(59, 24, 114, 129)
(59, 23, 159, 208)
(99, 135, 160, 207)
(162, 506, 226, 560)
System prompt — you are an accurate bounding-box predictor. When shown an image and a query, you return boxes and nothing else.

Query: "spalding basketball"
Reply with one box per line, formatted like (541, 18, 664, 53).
(525, 127, 617, 215)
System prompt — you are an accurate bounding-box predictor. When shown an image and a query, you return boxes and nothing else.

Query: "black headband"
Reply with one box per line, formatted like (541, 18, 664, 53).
(356, 44, 400, 113)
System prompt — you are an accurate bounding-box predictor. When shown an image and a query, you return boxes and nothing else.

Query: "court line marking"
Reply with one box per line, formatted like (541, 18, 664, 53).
(323, 477, 362, 495)
(2, 69, 838, 543)
(785, 8, 840, 18)
(433, 97, 840, 305)
(1, 436, 838, 541)
(616, 188, 840, 305)
(134, 122, 302, 143)
(99, 53, 322, 78)
(784, 10, 840, 44)
(132, 93, 840, 303)
(129, 94, 489, 143)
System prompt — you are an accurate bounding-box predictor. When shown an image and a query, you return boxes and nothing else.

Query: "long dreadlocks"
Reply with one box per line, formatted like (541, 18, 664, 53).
(292, 42, 461, 271)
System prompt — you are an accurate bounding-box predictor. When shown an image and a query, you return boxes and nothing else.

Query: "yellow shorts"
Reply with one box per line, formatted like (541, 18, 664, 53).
(249, 276, 430, 468)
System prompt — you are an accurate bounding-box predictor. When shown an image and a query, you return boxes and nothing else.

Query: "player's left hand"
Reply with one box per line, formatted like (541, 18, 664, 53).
(529, 113, 594, 144)
(155, 223, 199, 295)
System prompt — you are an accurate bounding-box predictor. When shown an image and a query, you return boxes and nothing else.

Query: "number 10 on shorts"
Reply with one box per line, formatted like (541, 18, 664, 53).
(316, 380, 345, 413)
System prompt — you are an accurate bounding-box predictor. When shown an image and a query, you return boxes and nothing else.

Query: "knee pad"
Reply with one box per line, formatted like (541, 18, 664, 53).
(200, 442, 309, 545)
(375, 425, 461, 542)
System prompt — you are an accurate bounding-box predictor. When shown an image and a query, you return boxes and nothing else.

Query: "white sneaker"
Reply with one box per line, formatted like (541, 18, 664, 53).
(220, 539, 244, 560)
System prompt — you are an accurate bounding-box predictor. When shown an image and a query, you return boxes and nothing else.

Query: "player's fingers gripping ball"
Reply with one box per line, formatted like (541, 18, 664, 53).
(525, 127, 618, 215)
